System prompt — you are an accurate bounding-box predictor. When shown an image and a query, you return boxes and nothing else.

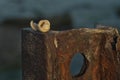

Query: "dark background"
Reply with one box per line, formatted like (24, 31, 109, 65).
(0, 0, 120, 80)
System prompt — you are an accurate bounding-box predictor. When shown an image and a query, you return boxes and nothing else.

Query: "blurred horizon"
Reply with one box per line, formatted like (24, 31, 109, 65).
(0, 0, 120, 27)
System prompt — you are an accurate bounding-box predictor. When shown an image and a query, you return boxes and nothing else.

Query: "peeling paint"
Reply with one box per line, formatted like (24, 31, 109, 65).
(54, 37, 58, 48)
(85, 50, 92, 62)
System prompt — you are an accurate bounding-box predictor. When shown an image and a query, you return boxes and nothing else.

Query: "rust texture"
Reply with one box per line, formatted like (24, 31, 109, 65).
(22, 27, 120, 80)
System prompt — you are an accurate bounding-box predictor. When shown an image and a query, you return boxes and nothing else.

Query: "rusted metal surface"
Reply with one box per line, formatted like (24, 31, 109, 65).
(22, 27, 120, 80)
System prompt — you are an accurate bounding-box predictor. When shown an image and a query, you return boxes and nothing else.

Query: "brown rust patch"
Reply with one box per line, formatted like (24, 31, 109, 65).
(22, 27, 120, 80)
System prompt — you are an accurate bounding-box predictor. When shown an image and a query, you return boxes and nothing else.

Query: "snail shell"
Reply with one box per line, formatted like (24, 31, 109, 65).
(38, 20, 50, 32)
(30, 20, 38, 31)
(30, 20, 50, 32)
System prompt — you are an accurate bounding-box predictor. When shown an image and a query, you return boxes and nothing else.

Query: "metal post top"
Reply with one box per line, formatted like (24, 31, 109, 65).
(22, 27, 119, 34)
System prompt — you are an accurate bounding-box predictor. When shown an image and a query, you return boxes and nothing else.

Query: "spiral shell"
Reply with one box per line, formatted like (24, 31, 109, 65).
(30, 20, 50, 32)
(38, 20, 50, 32)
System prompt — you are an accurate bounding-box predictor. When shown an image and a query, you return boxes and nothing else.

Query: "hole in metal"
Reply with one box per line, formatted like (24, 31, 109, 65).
(70, 53, 86, 77)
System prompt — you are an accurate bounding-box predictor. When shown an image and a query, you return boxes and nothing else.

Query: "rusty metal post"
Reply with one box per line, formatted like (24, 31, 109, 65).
(22, 27, 120, 80)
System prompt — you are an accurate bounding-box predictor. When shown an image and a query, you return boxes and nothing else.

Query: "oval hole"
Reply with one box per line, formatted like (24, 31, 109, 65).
(70, 53, 86, 77)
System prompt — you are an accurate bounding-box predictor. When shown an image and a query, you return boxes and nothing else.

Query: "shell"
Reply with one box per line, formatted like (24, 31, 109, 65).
(30, 20, 38, 31)
(38, 20, 50, 32)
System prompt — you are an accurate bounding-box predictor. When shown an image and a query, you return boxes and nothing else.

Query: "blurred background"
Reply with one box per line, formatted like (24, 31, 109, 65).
(0, 0, 120, 80)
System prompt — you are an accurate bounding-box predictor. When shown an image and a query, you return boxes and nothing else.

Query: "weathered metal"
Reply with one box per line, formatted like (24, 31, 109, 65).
(22, 27, 120, 80)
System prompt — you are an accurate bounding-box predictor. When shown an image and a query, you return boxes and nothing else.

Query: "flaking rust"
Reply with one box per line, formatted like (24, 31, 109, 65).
(22, 26, 120, 80)
(54, 37, 58, 48)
